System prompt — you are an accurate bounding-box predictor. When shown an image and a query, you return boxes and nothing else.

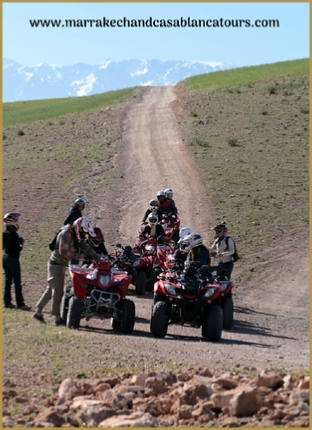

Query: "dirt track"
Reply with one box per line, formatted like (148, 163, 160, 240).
(85, 86, 309, 372)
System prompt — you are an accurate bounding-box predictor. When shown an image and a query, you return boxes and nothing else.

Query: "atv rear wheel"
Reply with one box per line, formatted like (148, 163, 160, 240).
(222, 297, 234, 329)
(120, 299, 135, 334)
(135, 271, 147, 295)
(151, 301, 168, 338)
(205, 305, 223, 342)
(66, 296, 82, 329)
(60, 284, 73, 322)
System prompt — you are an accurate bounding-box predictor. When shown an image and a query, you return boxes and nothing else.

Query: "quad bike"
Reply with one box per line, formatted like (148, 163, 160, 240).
(60, 257, 135, 333)
(160, 213, 180, 244)
(131, 236, 159, 295)
(153, 241, 177, 280)
(150, 262, 223, 342)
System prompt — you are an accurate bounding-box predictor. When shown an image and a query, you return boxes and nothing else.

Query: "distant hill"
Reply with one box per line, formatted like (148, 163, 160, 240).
(3, 58, 234, 102)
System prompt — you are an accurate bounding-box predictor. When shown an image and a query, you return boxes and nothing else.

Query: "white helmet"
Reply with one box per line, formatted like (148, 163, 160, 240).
(149, 199, 159, 210)
(179, 227, 194, 240)
(73, 217, 96, 241)
(164, 188, 173, 197)
(157, 190, 166, 198)
(179, 233, 203, 253)
(148, 213, 158, 225)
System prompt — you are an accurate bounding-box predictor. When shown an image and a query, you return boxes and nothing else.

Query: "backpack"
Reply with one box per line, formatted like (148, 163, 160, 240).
(48, 229, 62, 251)
(225, 236, 240, 262)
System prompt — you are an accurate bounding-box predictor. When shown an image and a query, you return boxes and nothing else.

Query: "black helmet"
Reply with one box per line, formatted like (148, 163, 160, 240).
(74, 198, 86, 207)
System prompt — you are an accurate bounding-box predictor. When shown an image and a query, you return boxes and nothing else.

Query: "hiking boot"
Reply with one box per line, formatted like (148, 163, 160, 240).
(32, 313, 45, 323)
(55, 319, 66, 327)
(5, 303, 16, 309)
(18, 304, 32, 311)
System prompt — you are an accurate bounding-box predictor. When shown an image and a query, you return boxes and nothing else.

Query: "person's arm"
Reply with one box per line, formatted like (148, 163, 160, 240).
(80, 241, 100, 260)
(142, 209, 150, 223)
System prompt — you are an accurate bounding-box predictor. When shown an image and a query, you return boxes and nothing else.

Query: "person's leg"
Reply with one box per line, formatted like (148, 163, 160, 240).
(220, 261, 234, 280)
(3, 256, 13, 307)
(33, 260, 54, 318)
(10, 258, 25, 308)
(50, 265, 67, 322)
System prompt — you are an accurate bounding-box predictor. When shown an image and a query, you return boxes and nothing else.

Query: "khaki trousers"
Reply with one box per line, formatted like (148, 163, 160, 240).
(36, 260, 67, 316)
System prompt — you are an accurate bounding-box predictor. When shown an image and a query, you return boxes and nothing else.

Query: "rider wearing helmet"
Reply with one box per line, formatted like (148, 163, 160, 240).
(173, 227, 195, 263)
(87, 227, 108, 255)
(64, 198, 86, 225)
(141, 199, 162, 223)
(3, 212, 31, 310)
(33, 217, 100, 326)
(140, 213, 166, 242)
(157, 190, 177, 220)
(180, 233, 211, 267)
(210, 223, 235, 280)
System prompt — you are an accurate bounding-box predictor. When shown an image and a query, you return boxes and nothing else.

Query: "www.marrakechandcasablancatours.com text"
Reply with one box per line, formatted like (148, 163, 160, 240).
(29, 17, 280, 28)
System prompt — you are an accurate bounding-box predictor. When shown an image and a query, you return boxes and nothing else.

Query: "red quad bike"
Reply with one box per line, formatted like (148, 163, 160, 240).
(150, 262, 223, 342)
(132, 236, 158, 295)
(154, 241, 177, 279)
(161, 213, 180, 244)
(61, 257, 135, 333)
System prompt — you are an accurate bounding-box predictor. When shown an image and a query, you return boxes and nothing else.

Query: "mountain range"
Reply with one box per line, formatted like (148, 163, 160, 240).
(3, 58, 234, 103)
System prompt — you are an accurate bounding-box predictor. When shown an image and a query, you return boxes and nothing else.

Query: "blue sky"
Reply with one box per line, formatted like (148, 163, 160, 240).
(3, 2, 310, 68)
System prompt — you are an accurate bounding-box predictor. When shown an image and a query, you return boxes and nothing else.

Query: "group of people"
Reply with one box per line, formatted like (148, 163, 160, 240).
(174, 224, 236, 281)
(3, 189, 237, 326)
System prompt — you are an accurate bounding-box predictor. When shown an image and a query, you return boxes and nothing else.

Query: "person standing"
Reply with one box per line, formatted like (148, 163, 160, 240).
(3, 212, 31, 310)
(63, 198, 86, 225)
(210, 223, 235, 280)
(32, 217, 100, 326)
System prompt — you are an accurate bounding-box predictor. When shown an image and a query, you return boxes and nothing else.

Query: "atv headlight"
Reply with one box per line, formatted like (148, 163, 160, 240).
(220, 282, 229, 292)
(133, 260, 141, 267)
(205, 288, 216, 298)
(99, 275, 110, 287)
(165, 284, 177, 296)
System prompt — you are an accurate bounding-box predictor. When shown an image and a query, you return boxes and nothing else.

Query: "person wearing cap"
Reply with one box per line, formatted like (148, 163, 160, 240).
(2, 212, 31, 310)
(63, 198, 86, 225)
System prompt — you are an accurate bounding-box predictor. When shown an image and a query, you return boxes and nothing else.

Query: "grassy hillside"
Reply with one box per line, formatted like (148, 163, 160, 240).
(173, 58, 309, 283)
(2, 59, 309, 420)
(3, 87, 139, 126)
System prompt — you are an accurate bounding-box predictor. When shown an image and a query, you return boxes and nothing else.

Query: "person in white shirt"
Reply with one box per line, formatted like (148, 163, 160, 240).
(210, 223, 235, 280)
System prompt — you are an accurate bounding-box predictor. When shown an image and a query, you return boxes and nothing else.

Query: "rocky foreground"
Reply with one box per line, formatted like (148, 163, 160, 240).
(3, 367, 309, 427)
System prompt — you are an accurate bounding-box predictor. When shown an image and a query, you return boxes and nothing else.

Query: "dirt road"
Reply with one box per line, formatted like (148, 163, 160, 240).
(91, 86, 309, 372)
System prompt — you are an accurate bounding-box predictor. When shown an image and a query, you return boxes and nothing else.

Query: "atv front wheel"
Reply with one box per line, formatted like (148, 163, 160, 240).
(205, 305, 223, 342)
(151, 301, 168, 338)
(66, 296, 82, 329)
(135, 271, 147, 295)
(222, 297, 234, 329)
(120, 299, 135, 334)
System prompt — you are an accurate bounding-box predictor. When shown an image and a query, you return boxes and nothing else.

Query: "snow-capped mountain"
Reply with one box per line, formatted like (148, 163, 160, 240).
(3, 58, 234, 102)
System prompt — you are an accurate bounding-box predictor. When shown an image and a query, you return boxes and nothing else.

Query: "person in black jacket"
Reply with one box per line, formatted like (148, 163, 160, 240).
(3, 213, 31, 310)
(139, 213, 166, 242)
(63, 198, 86, 225)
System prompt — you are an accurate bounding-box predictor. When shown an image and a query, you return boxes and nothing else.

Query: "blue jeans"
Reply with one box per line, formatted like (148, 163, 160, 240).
(217, 261, 234, 280)
(3, 255, 25, 307)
